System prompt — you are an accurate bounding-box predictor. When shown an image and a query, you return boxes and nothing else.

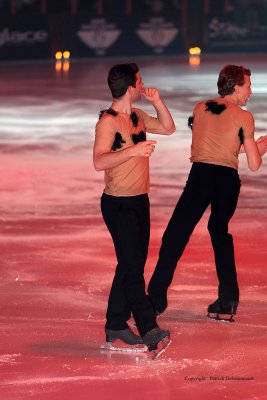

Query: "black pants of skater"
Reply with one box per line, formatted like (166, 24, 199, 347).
(148, 162, 241, 312)
(101, 193, 157, 337)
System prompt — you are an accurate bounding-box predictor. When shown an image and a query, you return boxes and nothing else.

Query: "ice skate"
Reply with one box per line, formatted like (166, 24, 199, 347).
(142, 328, 171, 360)
(100, 328, 147, 353)
(207, 299, 238, 322)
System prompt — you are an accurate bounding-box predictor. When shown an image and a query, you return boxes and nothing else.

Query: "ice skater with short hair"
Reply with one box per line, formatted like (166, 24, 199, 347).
(93, 62, 175, 357)
(148, 64, 267, 322)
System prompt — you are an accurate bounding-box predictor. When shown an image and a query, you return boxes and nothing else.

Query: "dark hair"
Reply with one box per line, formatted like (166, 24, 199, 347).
(217, 65, 251, 97)
(107, 63, 139, 99)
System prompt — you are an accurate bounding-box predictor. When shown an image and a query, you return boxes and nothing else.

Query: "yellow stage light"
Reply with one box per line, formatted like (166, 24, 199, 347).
(55, 51, 63, 60)
(63, 51, 70, 60)
(189, 47, 201, 56)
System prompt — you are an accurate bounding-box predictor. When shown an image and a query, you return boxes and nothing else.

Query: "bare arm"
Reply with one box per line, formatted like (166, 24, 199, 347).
(93, 140, 157, 171)
(141, 88, 176, 135)
(240, 135, 267, 155)
(243, 138, 262, 171)
(93, 118, 157, 171)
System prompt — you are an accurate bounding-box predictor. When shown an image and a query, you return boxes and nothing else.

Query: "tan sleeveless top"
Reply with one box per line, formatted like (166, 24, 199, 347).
(190, 98, 254, 169)
(95, 108, 160, 196)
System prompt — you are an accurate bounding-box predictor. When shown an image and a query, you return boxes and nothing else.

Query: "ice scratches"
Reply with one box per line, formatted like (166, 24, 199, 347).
(0, 353, 21, 365)
(171, 284, 214, 292)
(4, 375, 111, 386)
(152, 358, 224, 375)
(181, 358, 221, 368)
(94, 356, 224, 380)
(0, 355, 225, 385)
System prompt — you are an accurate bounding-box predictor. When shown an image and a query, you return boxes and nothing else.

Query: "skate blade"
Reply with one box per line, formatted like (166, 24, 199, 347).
(100, 341, 147, 353)
(149, 336, 171, 360)
(207, 312, 235, 323)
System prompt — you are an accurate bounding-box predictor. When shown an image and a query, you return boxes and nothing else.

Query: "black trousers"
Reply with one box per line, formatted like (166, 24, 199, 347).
(148, 162, 241, 312)
(101, 193, 157, 337)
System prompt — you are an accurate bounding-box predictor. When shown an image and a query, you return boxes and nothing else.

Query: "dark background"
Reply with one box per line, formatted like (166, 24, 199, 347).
(0, 0, 267, 60)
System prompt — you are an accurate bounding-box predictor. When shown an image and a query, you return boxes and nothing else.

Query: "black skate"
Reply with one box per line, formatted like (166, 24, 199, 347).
(101, 328, 147, 353)
(142, 327, 171, 360)
(207, 299, 238, 322)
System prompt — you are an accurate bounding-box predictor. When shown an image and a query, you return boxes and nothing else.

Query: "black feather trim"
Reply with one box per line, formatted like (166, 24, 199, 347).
(238, 127, 244, 144)
(130, 112, 138, 127)
(205, 101, 226, 115)
(188, 116, 194, 130)
(131, 130, 146, 144)
(106, 108, 118, 116)
(99, 108, 118, 120)
(112, 132, 126, 151)
(99, 109, 106, 120)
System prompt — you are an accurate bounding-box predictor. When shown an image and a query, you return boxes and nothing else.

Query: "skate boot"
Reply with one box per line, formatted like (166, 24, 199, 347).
(207, 299, 238, 322)
(142, 327, 171, 360)
(102, 328, 147, 352)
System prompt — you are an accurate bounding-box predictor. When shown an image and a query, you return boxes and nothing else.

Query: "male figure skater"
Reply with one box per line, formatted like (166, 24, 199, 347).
(93, 63, 175, 356)
(148, 64, 267, 321)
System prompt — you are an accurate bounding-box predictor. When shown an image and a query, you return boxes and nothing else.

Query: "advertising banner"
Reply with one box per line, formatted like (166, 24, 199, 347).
(74, 17, 124, 57)
(0, 15, 50, 61)
(205, 7, 267, 52)
(74, 12, 182, 58)
(0, 9, 182, 61)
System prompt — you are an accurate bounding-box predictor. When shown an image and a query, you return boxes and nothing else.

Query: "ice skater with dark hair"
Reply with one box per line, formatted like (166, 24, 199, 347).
(148, 64, 267, 322)
(93, 63, 175, 357)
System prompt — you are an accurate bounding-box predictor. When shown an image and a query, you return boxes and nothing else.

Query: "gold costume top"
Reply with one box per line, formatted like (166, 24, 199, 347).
(95, 108, 159, 196)
(190, 98, 254, 170)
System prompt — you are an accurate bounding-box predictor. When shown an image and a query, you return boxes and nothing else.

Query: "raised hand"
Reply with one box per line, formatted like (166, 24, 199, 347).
(256, 135, 267, 155)
(141, 87, 161, 104)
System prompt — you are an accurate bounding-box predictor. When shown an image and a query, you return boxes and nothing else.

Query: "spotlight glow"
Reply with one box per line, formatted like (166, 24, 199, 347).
(63, 61, 70, 73)
(63, 51, 71, 60)
(55, 61, 62, 72)
(189, 55, 201, 67)
(55, 51, 63, 60)
(189, 47, 201, 55)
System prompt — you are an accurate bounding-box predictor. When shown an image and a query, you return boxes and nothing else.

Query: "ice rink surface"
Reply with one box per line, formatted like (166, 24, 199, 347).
(0, 54, 266, 399)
